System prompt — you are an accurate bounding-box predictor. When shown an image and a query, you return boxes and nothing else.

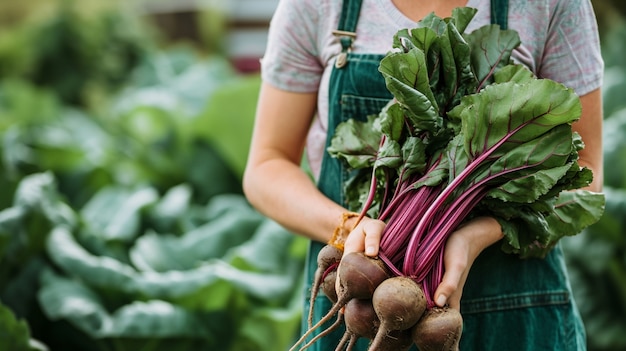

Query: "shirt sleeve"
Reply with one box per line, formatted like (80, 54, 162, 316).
(539, 0, 604, 96)
(260, 0, 325, 93)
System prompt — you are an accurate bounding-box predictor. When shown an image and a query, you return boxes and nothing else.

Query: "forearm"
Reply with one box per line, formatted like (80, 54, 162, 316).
(574, 88, 603, 193)
(243, 83, 352, 243)
(244, 158, 348, 243)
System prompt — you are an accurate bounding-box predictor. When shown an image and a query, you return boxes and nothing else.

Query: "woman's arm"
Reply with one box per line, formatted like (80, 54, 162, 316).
(574, 88, 604, 193)
(244, 82, 383, 244)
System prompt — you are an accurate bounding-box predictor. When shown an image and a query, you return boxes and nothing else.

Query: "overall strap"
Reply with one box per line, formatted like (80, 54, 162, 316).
(333, 0, 363, 54)
(490, 0, 509, 29)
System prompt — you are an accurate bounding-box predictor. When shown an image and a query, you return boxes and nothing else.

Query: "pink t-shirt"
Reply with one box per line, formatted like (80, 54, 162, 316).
(261, 0, 604, 180)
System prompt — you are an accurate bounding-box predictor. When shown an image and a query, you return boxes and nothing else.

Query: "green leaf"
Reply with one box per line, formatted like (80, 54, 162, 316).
(500, 191, 605, 258)
(38, 270, 233, 341)
(378, 101, 405, 142)
(393, 27, 438, 57)
(493, 64, 536, 84)
(430, 15, 477, 111)
(379, 48, 440, 130)
(374, 137, 402, 169)
(443, 18, 477, 108)
(80, 185, 159, 242)
(13, 172, 77, 228)
(602, 109, 626, 188)
(455, 79, 581, 161)
(400, 136, 428, 179)
(148, 183, 193, 233)
(226, 219, 302, 273)
(465, 24, 521, 89)
(327, 115, 382, 169)
(130, 203, 264, 272)
(412, 152, 449, 188)
(545, 191, 606, 237)
(488, 164, 572, 203)
(47, 226, 298, 302)
(235, 293, 303, 351)
(416, 12, 447, 35)
(479, 125, 577, 202)
(449, 6, 478, 34)
(193, 74, 262, 177)
(0, 302, 33, 351)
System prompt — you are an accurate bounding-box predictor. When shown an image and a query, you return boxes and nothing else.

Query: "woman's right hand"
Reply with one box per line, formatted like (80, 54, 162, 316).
(336, 216, 386, 294)
(342, 217, 386, 257)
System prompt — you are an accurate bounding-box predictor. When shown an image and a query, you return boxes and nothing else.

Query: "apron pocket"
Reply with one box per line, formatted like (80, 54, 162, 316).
(460, 291, 586, 351)
(461, 290, 570, 314)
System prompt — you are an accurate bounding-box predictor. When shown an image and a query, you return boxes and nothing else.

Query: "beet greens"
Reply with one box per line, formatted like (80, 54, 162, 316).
(327, 7, 605, 305)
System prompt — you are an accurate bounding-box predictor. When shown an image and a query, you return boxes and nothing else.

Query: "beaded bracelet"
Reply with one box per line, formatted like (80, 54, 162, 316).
(328, 211, 359, 251)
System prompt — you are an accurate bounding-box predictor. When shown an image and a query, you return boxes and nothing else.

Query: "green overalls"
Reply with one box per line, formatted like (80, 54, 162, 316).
(304, 0, 587, 350)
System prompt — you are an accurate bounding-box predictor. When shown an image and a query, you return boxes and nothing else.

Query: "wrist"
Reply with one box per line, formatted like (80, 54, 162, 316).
(328, 211, 360, 250)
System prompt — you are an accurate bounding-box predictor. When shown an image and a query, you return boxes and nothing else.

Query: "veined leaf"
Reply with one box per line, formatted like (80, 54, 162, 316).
(493, 64, 536, 84)
(393, 27, 438, 58)
(400, 136, 428, 179)
(455, 79, 581, 163)
(374, 137, 402, 170)
(502, 191, 606, 258)
(378, 101, 405, 142)
(465, 24, 521, 89)
(449, 6, 478, 34)
(379, 48, 440, 130)
(327, 115, 381, 169)
(471, 125, 576, 202)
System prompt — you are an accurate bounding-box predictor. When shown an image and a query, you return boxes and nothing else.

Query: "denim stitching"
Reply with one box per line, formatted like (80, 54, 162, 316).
(461, 290, 571, 314)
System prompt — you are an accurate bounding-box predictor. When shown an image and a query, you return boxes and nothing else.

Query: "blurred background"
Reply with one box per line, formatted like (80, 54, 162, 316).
(0, 1, 625, 350)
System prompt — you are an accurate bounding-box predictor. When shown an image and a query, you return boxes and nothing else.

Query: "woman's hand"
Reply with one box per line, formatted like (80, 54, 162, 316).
(340, 215, 503, 311)
(433, 217, 503, 310)
(342, 217, 387, 257)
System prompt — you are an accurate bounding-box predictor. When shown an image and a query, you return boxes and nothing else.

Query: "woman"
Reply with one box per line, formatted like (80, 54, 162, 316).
(243, 0, 604, 349)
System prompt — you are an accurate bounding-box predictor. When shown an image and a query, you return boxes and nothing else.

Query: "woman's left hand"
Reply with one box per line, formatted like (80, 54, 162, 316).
(433, 216, 503, 310)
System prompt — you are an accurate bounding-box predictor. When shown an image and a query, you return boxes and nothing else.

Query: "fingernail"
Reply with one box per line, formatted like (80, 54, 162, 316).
(365, 245, 376, 256)
(436, 294, 447, 307)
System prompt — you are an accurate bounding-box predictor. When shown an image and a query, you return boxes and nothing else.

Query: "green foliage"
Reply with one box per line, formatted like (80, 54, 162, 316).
(0, 169, 305, 351)
(0, 0, 151, 108)
(0, 17, 299, 351)
(331, 10, 603, 262)
(0, 302, 31, 351)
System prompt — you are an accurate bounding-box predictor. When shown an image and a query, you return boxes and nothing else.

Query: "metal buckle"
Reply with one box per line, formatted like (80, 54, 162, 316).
(332, 30, 356, 69)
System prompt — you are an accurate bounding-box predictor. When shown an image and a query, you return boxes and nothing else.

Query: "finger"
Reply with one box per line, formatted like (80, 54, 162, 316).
(343, 219, 385, 256)
(362, 220, 385, 257)
(434, 260, 465, 309)
(343, 227, 365, 255)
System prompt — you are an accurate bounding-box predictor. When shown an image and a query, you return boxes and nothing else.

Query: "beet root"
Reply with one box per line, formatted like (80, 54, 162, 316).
(321, 269, 338, 303)
(344, 298, 379, 340)
(367, 276, 427, 350)
(368, 328, 414, 351)
(308, 245, 342, 327)
(290, 252, 389, 351)
(336, 252, 390, 300)
(412, 307, 463, 351)
(372, 276, 426, 331)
